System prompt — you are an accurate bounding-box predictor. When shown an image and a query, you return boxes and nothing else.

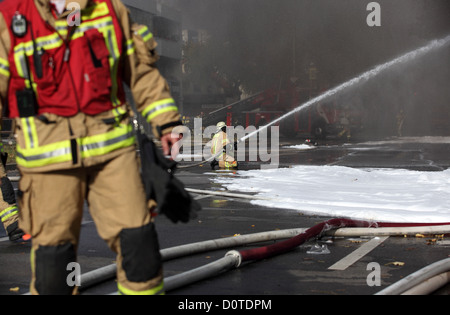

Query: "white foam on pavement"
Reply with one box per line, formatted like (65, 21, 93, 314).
(214, 165, 450, 223)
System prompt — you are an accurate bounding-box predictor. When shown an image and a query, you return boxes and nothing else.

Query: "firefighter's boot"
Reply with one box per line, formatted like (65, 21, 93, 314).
(210, 159, 219, 170)
(6, 221, 25, 241)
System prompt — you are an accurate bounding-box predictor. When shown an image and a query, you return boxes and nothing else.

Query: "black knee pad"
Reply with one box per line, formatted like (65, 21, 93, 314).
(1, 176, 16, 205)
(35, 243, 77, 295)
(120, 222, 162, 282)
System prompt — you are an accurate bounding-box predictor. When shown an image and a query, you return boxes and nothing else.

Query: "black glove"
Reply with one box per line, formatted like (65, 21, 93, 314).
(138, 132, 201, 223)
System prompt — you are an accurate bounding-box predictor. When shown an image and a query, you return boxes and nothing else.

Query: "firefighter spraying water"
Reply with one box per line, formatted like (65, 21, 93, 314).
(210, 121, 238, 170)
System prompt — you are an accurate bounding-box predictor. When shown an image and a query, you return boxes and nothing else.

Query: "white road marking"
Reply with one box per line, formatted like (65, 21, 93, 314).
(328, 236, 389, 271)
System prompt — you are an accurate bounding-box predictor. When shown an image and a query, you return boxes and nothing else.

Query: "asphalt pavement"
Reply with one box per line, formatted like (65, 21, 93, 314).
(0, 136, 449, 296)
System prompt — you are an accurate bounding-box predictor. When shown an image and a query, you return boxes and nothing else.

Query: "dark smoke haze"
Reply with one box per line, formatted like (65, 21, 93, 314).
(170, 0, 450, 137)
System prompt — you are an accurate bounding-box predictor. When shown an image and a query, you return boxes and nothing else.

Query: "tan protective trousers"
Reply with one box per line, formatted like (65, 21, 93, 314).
(18, 149, 163, 295)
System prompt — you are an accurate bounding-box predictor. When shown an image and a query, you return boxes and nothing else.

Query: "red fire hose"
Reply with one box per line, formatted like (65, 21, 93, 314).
(239, 218, 450, 262)
(161, 218, 450, 293)
(75, 216, 450, 295)
(239, 218, 371, 262)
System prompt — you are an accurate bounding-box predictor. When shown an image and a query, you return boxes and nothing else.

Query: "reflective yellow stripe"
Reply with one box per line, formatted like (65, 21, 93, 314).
(70, 16, 120, 61)
(55, 20, 68, 34)
(11, 10, 116, 59)
(106, 28, 121, 106)
(142, 98, 178, 122)
(70, 16, 117, 62)
(0, 57, 9, 77)
(126, 39, 135, 56)
(16, 140, 72, 168)
(21, 117, 39, 149)
(30, 248, 36, 282)
(72, 16, 112, 38)
(0, 206, 19, 222)
(53, 2, 110, 37)
(117, 281, 164, 296)
(13, 50, 27, 79)
(224, 160, 238, 168)
(137, 26, 153, 42)
(211, 133, 227, 155)
(81, 1, 109, 20)
(16, 124, 135, 168)
(14, 33, 63, 58)
(79, 123, 135, 158)
(13, 32, 63, 80)
(36, 33, 64, 51)
(212, 133, 220, 154)
(112, 105, 128, 122)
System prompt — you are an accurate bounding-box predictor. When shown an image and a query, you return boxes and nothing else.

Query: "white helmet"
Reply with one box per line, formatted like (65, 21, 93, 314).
(216, 121, 226, 132)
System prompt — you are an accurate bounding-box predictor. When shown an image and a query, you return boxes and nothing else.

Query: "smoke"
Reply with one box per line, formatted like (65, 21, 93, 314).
(170, 0, 450, 137)
(240, 35, 450, 141)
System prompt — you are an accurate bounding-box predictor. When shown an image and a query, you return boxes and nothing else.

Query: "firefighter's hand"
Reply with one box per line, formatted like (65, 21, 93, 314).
(161, 132, 183, 159)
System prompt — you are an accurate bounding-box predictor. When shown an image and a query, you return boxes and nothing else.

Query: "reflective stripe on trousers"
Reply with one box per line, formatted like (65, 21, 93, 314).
(117, 282, 164, 295)
(16, 123, 135, 168)
(0, 205, 19, 223)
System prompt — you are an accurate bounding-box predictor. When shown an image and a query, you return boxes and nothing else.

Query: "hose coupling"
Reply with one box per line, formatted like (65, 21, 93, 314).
(225, 250, 243, 268)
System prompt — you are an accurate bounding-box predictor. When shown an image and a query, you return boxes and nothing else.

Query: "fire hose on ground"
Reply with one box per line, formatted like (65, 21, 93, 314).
(376, 258, 450, 295)
(74, 215, 450, 295)
(161, 219, 450, 295)
(163, 218, 450, 295)
(15, 183, 450, 295)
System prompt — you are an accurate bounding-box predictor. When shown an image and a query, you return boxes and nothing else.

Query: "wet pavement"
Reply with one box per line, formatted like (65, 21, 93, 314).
(0, 136, 449, 296)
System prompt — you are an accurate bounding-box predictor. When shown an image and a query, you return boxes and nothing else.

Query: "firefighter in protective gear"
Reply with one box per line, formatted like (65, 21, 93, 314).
(0, 153, 25, 241)
(210, 122, 238, 169)
(0, 0, 182, 295)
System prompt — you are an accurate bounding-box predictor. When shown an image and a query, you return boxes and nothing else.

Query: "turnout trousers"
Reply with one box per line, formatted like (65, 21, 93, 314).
(18, 149, 163, 295)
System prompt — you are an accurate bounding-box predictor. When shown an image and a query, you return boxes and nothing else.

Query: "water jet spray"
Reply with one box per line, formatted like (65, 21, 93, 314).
(239, 35, 450, 143)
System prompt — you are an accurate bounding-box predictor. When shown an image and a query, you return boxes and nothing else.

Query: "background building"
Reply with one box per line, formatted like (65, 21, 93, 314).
(181, 28, 240, 118)
(123, 0, 183, 113)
